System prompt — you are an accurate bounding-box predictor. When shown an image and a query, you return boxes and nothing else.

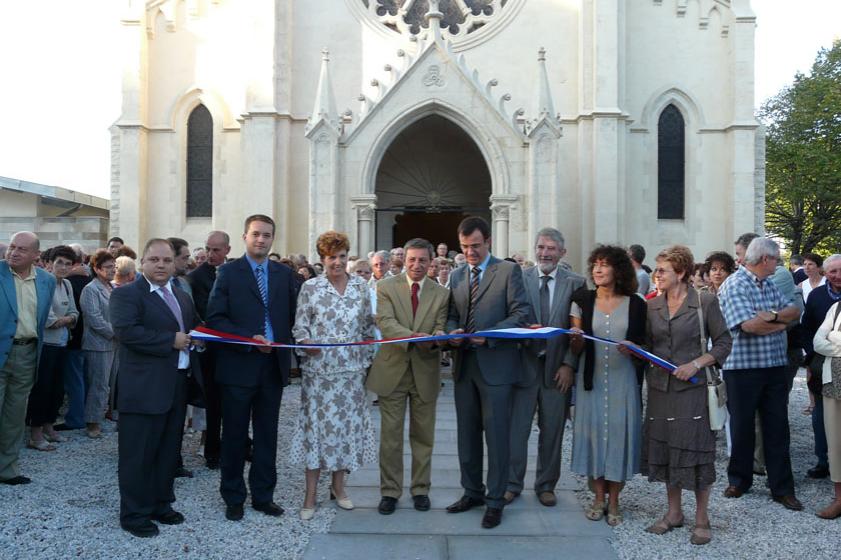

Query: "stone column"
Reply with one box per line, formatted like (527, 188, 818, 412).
(490, 195, 518, 258)
(351, 195, 378, 257)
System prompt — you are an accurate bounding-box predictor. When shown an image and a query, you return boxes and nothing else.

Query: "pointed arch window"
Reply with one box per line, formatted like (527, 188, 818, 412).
(657, 104, 685, 220)
(186, 104, 213, 218)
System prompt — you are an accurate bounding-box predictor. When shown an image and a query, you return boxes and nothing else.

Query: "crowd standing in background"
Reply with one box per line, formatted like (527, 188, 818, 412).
(2, 219, 841, 545)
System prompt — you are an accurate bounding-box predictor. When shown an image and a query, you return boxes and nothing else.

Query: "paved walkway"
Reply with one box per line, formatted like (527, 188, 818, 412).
(303, 379, 618, 560)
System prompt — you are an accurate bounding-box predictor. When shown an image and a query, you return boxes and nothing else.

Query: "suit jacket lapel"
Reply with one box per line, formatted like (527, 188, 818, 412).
(455, 266, 470, 321)
(548, 270, 568, 325)
(474, 258, 498, 303)
(525, 268, 540, 322)
(393, 275, 414, 327)
(143, 277, 181, 329)
(239, 257, 263, 302)
(0, 265, 17, 318)
(412, 280, 436, 330)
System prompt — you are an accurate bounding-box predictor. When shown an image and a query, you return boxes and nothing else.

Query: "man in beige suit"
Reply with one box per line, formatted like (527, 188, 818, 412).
(368, 238, 449, 515)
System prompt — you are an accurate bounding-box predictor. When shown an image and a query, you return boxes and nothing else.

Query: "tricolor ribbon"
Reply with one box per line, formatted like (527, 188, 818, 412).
(190, 325, 696, 383)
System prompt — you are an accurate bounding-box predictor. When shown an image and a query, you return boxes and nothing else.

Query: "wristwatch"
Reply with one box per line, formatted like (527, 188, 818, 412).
(769, 310, 778, 322)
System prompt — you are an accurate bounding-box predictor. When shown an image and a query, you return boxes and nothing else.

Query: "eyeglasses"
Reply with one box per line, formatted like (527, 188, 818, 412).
(653, 268, 674, 275)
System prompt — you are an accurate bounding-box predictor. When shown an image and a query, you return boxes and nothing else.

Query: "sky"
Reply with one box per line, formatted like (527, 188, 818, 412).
(0, 1, 838, 200)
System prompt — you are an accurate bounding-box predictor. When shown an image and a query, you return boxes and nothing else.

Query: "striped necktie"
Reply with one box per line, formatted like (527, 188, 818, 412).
(466, 266, 481, 333)
(255, 264, 270, 337)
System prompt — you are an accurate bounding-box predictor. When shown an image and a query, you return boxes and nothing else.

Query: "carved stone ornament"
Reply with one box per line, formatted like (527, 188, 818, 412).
(422, 65, 446, 87)
(360, 0, 509, 38)
(491, 204, 510, 220)
(357, 204, 376, 220)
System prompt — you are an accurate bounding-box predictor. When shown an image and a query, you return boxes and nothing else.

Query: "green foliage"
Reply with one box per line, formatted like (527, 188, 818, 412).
(760, 41, 841, 255)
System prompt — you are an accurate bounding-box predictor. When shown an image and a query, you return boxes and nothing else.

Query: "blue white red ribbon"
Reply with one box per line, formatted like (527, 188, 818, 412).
(190, 325, 695, 381)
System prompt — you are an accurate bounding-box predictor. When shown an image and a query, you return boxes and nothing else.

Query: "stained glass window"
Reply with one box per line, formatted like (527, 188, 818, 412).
(187, 104, 212, 218)
(657, 104, 685, 220)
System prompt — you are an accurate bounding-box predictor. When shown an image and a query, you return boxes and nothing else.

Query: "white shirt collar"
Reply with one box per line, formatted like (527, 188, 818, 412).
(145, 275, 174, 293)
(539, 266, 558, 281)
(406, 274, 426, 293)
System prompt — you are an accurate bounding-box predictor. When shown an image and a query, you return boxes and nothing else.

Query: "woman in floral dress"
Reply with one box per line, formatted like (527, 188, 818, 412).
(291, 231, 377, 520)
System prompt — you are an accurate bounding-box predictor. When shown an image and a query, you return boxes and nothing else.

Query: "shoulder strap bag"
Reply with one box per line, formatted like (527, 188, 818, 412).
(696, 292, 727, 431)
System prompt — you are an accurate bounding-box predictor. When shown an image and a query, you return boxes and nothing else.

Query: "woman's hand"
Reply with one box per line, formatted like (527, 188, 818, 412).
(300, 339, 321, 356)
(672, 362, 700, 382)
(555, 365, 575, 392)
(616, 340, 636, 357)
(568, 327, 585, 354)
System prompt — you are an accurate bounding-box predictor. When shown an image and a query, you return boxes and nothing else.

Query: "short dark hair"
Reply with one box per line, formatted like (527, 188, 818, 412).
(790, 254, 804, 266)
(586, 245, 638, 296)
(628, 244, 646, 264)
(244, 214, 276, 235)
(142, 238, 174, 257)
(107, 236, 124, 245)
(48, 245, 78, 264)
(115, 245, 137, 260)
(403, 238, 434, 259)
(457, 216, 491, 240)
(734, 232, 760, 249)
(704, 251, 736, 275)
(803, 252, 824, 268)
(90, 249, 116, 270)
(167, 237, 189, 255)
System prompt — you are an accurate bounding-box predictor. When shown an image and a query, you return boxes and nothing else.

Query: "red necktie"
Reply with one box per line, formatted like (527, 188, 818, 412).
(411, 282, 419, 317)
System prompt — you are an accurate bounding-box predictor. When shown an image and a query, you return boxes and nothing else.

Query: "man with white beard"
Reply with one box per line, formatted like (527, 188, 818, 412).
(505, 227, 585, 507)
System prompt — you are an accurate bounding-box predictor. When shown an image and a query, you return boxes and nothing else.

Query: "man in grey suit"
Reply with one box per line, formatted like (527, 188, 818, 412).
(506, 228, 585, 507)
(445, 216, 530, 529)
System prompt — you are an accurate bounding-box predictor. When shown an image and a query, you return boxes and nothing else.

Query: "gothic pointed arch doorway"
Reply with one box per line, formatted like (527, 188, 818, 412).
(374, 114, 492, 252)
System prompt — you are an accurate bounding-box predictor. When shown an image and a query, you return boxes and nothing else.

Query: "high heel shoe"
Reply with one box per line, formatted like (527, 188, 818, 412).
(300, 506, 316, 521)
(330, 487, 353, 510)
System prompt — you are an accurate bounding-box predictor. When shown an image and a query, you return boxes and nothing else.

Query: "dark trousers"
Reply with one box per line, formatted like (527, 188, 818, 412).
(453, 350, 513, 509)
(62, 349, 86, 428)
(725, 366, 795, 496)
(26, 345, 67, 426)
(219, 354, 282, 506)
(813, 396, 829, 468)
(200, 349, 222, 461)
(118, 371, 187, 528)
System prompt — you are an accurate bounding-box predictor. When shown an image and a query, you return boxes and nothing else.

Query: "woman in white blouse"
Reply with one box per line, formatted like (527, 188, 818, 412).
(812, 301, 841, 519)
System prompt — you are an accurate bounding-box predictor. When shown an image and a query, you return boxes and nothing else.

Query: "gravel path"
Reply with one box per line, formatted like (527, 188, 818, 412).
(0, 382, 337, 560)
(571, 369, 839, 560)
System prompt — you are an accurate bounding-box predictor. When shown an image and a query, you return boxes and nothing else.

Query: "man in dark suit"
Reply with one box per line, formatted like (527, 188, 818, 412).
(507, 227, 585, 507)
(206, 215, 298, 521)
(187, 230, 231, 470)
(445, 216, 530, 529)
(109, 238, 204, 537)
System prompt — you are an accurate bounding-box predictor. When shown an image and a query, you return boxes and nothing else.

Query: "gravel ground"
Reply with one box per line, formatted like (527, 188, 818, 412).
(571, 369, 840, 560)
(0, 381, 337, 560)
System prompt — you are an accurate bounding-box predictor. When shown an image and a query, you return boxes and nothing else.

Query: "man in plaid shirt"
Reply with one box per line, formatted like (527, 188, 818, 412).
(718, 238, 803, 510)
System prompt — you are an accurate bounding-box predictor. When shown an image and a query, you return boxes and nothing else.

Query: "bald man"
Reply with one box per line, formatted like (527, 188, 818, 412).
(0, 232, 56, 485)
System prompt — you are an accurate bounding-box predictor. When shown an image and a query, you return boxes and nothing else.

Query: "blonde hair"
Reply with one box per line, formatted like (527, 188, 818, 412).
(656, 245, 695, 283)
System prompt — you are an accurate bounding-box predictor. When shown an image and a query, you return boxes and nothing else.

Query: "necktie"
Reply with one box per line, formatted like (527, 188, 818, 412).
(411, 282, 419, 318)
(466, 266, 481, 333)
(539, 275, 551, 324)
(255, 265, 270, 337)
(160, 285, 185, 332)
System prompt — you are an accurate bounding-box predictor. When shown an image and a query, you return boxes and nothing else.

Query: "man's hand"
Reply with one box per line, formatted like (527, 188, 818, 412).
(252, 334, 273, 354)
(300, 339, 321, 356)
(51, 316, 73, 329)
(672, 362, 699, 382)
(529, 323, 543, 329)
(469, 336, 486, 346)
(555, 365, 574, 392)
(757, 310, 776, 323)
(411, 332, 433, 349)
(449, 329, 465, 346)
(173, 332, 191, 350)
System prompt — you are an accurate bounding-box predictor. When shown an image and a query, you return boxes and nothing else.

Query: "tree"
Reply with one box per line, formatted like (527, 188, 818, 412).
(760, 41, 841, 256)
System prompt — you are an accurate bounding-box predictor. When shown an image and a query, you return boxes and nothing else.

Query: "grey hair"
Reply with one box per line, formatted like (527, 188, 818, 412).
(373, 250, 391, 263)
(534, 227, 565, 250)
(403, 238, 434, 259)
(744, 237, 780, 265)
(823, 254, 841, 268)
(11, 231, 39, 251)
(206, 230, 230, 246)
(349, 259, 370, 273)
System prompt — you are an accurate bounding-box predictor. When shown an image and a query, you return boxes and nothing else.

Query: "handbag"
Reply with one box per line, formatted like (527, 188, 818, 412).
(695, 292, 727, 431)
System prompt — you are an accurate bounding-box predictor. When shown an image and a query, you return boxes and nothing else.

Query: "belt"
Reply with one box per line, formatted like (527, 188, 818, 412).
(12, 338, 37, 346)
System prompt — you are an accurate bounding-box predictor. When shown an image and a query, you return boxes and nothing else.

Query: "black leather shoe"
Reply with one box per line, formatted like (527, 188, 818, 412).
(226, 504, 244, 521)
(0, 475, 31, 485)
(253, 502, 284, 516)
(378, 496, 398, 515)
(481, 507, 503, 529)
(446, 495, 484, 513)
(807, 465, 830, 479)
(413, 495, 431, 512)
(205, 457, 220, 470)
(121, 521, 159, 538)
(152, 510, 185, 525)
(772, 494, 804, 511)
(174, 466, 193, 478)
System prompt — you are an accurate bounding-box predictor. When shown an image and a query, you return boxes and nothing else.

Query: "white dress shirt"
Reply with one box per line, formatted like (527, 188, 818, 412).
(147, 276, 190, 369)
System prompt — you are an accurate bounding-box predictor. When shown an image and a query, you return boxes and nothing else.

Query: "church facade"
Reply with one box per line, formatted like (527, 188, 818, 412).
(112, 0, 763, 267)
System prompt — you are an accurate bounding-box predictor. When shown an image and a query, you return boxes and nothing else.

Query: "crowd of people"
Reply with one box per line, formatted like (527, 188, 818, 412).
(1, 216, 840, 545)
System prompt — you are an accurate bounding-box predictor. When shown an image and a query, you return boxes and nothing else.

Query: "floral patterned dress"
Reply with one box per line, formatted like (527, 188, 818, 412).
(290, 274, 378, 471)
